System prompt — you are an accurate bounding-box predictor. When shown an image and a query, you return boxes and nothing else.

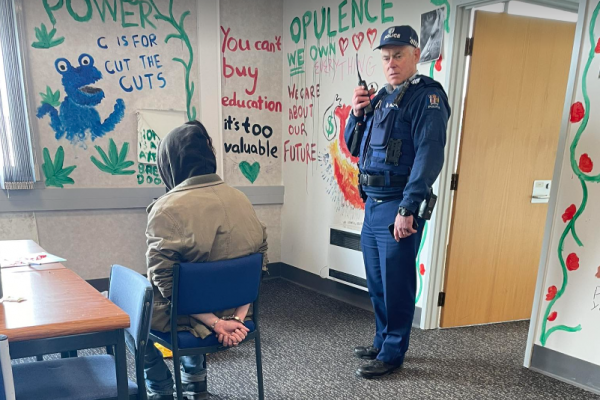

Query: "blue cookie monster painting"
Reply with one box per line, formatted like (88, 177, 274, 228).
(37, 53, 125, 144)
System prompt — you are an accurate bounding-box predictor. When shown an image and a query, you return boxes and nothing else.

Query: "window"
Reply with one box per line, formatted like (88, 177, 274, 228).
(0, 0, 36, 190)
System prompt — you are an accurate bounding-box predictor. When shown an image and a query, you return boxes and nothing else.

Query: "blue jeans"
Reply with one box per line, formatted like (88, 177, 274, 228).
(361, 197, 424, 365)
(143, 339, 206, 396)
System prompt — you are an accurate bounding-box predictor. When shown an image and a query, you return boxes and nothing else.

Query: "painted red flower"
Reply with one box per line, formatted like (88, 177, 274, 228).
(562, 204, 576, 223)
(546, 286, 557, 301)
(435, 54, 443, 72)
(566, 253, 580, 271)
(570, 102, 585, 123)
(596, 267, 600, 279)
(579, 154, 594, 173)
(596, 38, 600, 53)
(547, 312, 558, 322)
(419, 264, 426, 276)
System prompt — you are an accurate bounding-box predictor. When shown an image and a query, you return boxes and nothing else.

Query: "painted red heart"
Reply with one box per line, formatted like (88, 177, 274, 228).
(596, 38, 600, 53)
(562, 204, 576, 223)
(419, 264, 426, 276)
(579, 153, 594, 173)
(596, 267, 600, 279)
(435, 54, 443, 72)
(352, 32, 365, 51)
(570, 102, 585, 123)
(566, 253, 580, 271)
(366, 28, 378, 48)
(547, 312, 558, 322)
(339, 37, 349, 56)
(546, 286, 557, 301)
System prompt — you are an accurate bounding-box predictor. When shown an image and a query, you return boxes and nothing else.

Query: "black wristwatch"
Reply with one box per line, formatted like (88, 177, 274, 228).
(398, 207, 413, 217)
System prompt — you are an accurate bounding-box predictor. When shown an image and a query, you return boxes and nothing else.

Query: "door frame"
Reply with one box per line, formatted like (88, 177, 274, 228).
(423, 0, 587, 368)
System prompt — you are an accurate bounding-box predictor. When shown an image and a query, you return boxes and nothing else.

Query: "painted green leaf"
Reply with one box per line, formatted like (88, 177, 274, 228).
(178, 10, 190, 30)
(95, 145, 112, 166)
(49, 37, 65, 47)
(31, 23, 65, 49)
(90, 139, 135, 175)
(117, 142, 129, 164)
(40, 86, 60, 107)
(164, 33, 181, 43)
(34, 27, 43, 42)
(42, 147, 76, 188)
(108, 138, 119, 164)
(172, 57, 187, 68)
(53, 146, 64, 171)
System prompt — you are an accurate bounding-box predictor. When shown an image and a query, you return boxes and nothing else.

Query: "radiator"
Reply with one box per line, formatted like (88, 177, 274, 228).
(326, 228, 368, 292)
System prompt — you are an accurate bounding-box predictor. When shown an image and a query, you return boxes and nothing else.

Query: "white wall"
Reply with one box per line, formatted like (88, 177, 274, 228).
(532, 0, 600, 366)
(1, 0, 283, 280)
(281, 0, 452, 311)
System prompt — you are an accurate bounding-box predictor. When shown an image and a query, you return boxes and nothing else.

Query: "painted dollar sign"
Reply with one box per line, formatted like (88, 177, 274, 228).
(322, 95, 342, 141)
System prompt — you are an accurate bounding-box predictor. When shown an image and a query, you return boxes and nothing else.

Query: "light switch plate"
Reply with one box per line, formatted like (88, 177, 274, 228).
(532, 180, 551, 204)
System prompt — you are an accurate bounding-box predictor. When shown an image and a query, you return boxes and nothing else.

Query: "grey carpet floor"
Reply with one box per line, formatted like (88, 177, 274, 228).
(17, 279, 600, 399)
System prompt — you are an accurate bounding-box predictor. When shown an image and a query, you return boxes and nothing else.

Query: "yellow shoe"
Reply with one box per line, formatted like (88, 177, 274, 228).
(154, 342, 172, 358)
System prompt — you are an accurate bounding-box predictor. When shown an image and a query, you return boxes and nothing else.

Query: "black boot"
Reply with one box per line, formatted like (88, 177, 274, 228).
(356, 360, 401, 379)
(353, 346, 380, 360)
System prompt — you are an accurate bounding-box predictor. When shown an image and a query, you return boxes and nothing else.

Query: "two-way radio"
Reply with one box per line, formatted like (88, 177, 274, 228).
(356, 54, 373, 115)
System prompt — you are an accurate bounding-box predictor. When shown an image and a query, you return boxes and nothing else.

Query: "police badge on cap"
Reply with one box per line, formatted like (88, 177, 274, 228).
(374, 25, 419, 50)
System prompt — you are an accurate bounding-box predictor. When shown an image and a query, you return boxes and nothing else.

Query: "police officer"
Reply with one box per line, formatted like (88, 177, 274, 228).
(344, 26, 450, 379)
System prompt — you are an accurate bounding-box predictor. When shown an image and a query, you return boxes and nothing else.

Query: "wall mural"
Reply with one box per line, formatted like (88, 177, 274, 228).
(37, 53, 126, 145)
(540, 1, 600, 346)
(31, 0, 195, 188)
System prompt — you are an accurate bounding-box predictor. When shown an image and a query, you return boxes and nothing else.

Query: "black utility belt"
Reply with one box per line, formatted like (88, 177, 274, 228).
(358, 174, 407, 187)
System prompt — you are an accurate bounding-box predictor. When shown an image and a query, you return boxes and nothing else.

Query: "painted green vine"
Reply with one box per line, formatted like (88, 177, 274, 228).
(415, 3, 450, 303)
(415, 221, 429, 304)
(149, 0, 197, 121)
(539, 2, 600, 346)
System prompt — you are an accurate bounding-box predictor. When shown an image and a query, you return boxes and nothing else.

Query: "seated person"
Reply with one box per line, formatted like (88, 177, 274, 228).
(144, 120, 268, 400)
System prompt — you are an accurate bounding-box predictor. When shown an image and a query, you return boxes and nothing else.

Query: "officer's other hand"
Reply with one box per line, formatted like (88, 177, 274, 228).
(352, 86, 376, 117)
(394, 214, 417, 241)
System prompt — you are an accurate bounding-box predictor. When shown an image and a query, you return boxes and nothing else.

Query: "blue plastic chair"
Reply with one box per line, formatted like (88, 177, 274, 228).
(10, 265, 153, 400)
(149, 253, 265, 400)
(0, 335, 15, 400)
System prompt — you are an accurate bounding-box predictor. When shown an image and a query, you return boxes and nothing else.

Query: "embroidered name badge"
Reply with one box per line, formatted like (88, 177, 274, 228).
(428, 94, 440, 109)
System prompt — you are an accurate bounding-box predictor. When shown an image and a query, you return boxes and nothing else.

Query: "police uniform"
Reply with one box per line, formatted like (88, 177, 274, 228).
(344, 26, 451, 376)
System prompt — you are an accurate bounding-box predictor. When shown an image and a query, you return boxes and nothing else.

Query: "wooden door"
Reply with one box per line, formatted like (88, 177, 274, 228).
(440, 12, 576, 327)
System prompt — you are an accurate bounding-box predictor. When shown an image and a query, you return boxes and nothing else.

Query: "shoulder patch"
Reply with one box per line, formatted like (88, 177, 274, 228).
(427, 94, 441, 109)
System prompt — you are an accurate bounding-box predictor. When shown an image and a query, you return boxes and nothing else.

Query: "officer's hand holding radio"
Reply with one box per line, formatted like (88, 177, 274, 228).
(352, 86, 376, 117)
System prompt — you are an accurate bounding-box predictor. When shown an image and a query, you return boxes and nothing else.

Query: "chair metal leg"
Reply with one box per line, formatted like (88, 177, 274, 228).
(173, 349, 183, 400)
(60, 352, 70, 358)
(114, 329, 129, 400)
(106, 345, 114, 356)
(255, 333, 264, 400)
(36, 355, 43, 361)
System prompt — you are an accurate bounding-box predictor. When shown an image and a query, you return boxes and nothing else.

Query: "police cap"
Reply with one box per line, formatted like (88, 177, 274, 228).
(374, 25, 419, 50)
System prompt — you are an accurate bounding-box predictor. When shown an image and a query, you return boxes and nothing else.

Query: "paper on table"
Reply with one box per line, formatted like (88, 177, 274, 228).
(0, 252, 66, 268)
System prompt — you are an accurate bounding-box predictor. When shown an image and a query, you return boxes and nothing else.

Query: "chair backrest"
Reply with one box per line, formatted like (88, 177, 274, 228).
(174, 253, 263, 316)
(109, 265, 153, 350)
(0, 335, 15, 400)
